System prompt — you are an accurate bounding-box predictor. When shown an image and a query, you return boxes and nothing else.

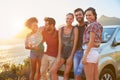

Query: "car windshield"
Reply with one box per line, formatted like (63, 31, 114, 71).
(102, 28, 115, 43)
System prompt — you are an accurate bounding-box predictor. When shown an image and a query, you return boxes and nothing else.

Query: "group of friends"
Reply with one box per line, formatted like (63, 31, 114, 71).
(25, 7, 103, 80)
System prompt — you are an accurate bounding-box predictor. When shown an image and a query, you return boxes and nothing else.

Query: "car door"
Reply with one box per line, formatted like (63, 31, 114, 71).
(114, 29, 120, 77)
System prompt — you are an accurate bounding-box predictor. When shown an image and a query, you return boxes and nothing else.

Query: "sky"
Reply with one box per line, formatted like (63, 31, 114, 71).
(0, 0, 120, 39)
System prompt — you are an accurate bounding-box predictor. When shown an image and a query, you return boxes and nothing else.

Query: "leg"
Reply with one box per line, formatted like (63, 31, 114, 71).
(47, 55, 56, 80)
(75, 60, 84, 80)
(36, 58, 41, 80)
(29, 58, 37, 80)
(50, 57, 65, 80)
(41, 54, 49, 80)
(94, 63, 99, 80)
(83, 63, 94, 80)
(74, 51, 84, 80)
(64, 59, 73, 80)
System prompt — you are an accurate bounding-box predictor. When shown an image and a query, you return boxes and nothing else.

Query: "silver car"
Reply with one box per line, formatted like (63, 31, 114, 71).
(98, 25, 120, 80)
(58, 25, 120, 80)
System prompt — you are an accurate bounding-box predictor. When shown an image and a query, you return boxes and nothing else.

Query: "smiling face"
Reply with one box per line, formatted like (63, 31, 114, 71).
(85, 10, 96, 23)
(30, 22, 38, 33)
(44, 21, 53, 31)
(66, 13, 74, 26)
(74, 11, 84, 23)
(25, 17, 38, 33)
(44, 17, 55, 32)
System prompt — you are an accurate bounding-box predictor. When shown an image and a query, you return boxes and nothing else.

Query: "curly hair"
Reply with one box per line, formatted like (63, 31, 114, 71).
(25, 17, 38, 28)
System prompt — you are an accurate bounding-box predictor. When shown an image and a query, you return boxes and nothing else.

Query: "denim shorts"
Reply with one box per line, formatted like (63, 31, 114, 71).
(74, 50, 84, 76)
(30, 51, 43, 59)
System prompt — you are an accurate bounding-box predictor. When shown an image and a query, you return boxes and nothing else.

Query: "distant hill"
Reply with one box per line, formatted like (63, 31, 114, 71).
(98, 15, 120, 26)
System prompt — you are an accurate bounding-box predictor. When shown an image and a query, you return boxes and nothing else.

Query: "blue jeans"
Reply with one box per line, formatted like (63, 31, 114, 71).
(74, 50, 84, 76)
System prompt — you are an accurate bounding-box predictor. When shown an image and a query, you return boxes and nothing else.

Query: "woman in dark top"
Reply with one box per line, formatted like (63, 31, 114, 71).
(50, 13, 78, 80)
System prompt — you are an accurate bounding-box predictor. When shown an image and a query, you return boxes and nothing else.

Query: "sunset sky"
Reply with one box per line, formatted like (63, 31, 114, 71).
(0, 0, 120, 39)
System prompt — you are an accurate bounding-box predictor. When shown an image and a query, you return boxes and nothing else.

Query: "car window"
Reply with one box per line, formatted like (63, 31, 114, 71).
(102, 28, 115, 43)
(115, 29, 120, 44)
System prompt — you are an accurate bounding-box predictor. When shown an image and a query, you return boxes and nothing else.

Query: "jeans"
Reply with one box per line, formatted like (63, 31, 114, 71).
(74, 50, 84, 76)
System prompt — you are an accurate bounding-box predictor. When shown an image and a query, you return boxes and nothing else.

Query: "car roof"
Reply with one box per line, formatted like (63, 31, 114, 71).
(103, 25, 120, 29)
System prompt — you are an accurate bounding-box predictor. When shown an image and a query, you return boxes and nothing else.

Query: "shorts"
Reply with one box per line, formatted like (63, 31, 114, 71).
(61, 46, 72, 60)
(30, 51, 43, 59)
(40, 54, 56, 79)
(74, 50, 84, 76)
(41, 54, 56, 70)
(84, 48, 100, 63)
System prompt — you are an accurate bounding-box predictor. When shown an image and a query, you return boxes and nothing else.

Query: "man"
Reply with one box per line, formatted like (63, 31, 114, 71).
(73, 8, 87, 80)
(41, 17, 58, 80)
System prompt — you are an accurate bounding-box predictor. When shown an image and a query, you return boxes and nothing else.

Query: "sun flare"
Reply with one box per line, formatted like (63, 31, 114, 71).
(0, 19, 24, 39)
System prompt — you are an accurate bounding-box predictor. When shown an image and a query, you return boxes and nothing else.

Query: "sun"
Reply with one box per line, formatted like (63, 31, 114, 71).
(0, 19, 24, 39)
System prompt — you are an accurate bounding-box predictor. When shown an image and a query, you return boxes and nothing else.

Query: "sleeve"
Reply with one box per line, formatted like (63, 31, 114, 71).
(88, 22, 98, 34)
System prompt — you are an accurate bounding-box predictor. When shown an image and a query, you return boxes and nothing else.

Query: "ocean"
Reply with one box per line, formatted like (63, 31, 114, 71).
(0, 39, 29, 67)
(0, 38, 74, 79)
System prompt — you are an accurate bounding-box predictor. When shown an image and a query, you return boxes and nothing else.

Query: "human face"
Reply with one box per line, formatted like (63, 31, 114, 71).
(85, 10, 96, 22)
(30, 22, 38, 32)
(44, 21, 53, 31)
(66, 14, 74, 26)
(74, 11, 84, 23)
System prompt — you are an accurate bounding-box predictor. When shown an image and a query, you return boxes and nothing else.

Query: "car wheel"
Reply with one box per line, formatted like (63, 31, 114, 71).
(99, 68, 116, 80)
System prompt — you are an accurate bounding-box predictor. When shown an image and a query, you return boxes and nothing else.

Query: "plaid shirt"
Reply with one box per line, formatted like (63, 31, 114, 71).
(83, 21, 103, 44)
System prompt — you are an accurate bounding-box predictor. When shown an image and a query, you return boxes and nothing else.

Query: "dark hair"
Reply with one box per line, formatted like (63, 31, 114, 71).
(66, 13, 74, 18)
(25, 17, 38, 28)
(74, 8, 84, 15)
(44, 17, 56, 26)
(85, 7, 97, 20)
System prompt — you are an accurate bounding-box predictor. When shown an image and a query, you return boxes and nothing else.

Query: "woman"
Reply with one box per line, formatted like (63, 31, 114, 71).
(50, 13, 78, 80)
(25, 17, 44, 80)
(82, 7, 103, 80)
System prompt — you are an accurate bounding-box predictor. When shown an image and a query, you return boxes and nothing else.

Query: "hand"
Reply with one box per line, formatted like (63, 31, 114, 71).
(32, 46, 39, 50)
(25, 44, 32, 49)
(66, 56, 72, 65)
(56, 56, 61, 64)
(82, 57, 87, 64)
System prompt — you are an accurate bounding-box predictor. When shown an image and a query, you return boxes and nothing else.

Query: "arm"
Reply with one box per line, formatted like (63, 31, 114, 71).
(25, 34, 31, 49)
(83, 32, 95, 59)
(57, 28, 62, 58)
(69, 27, 78, 58)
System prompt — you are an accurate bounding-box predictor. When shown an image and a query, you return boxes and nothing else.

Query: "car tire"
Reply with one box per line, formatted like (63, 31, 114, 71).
(99, 68, 116, 80)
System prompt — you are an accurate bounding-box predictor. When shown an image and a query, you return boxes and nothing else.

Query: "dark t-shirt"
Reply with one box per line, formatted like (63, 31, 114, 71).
(42, 30, 58, 57)
(75, 24, 86, 50)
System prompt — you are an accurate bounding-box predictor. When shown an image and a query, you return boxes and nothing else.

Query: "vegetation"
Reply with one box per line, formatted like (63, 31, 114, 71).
(0, 57, 30, 80)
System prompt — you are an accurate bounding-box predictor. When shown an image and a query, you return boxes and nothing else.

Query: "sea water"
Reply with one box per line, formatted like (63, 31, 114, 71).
(0, 39, 29, 68)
